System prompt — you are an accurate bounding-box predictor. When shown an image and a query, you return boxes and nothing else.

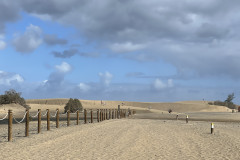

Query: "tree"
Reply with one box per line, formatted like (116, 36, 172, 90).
(64, 98, 83, 113)
(0, 89, 29, 109)
(225, 93, 235, 103)
(224, 93, 236, 109)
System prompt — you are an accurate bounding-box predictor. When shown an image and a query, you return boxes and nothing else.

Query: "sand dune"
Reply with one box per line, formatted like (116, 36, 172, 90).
(1, 119, 240, 160)
(1, 99, 240, 159)
(25, 98, 230, 113)
(0, 98, 232, 119)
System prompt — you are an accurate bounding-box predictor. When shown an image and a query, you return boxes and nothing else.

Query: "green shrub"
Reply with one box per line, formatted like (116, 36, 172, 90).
(64, 98, 83, 113)
(0, 89, 29, 109)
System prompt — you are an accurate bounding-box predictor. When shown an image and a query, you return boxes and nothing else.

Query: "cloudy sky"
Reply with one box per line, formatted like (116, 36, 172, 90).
(1, 0, 240, 103)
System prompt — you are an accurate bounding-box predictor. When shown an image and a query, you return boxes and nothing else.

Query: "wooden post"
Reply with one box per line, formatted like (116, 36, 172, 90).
(47, 109, 50, 131)
(112, 110, 114, 119)
(106, 109, 108, 120)
(186, 115, 188, 123)
(84, 109, 87, 124)
(77, 110, 79, 125)
(115, 109, 117, 119)
(8, 110, 12, 142)
(25, 109, 29, 137)
(67, 110, 70, 126)
(97, 109, 99, 122)
(211, 123, 214, 134)
(38, 109, 41, 133)
(101, 109, 103, 121)
(56, 109, 59, 128)
(99, 109, 102, 122)
(103, 109, 105, 120)
(91, 110, 93, 123)
(118, 105, 120, 119)
(109, 109, 111, 119)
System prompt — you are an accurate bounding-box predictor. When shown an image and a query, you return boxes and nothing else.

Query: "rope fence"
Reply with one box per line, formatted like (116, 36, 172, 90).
(0, 113, 8, 121)
(0, 105, 134, 142)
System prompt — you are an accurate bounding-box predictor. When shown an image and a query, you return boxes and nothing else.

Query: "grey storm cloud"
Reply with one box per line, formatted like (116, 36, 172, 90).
(44, 34, 68, 45)
(16, 0, 240, 78)
(51, 49, 78, 58)
(0, 1, 20, 33)
(1, 1, 240, 78)
(51, 49, 100, 58)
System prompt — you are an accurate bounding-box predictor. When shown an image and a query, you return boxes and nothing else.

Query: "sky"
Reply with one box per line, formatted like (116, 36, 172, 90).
(1, 0, 240, 103)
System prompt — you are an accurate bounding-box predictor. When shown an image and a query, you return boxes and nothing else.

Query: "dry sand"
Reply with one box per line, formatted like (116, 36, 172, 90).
(1, 99, 240, 159)
(1, 119, 240, 160)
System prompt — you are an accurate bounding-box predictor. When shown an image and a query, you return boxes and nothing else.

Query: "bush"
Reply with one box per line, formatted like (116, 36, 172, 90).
(212, 100, 236, 109)
(0, 89, 29, 109)
(168, 109, 172, 113)
(208, 102, 213, 105)
(213, 100, 226, 106)
(64, 98, 83, 113)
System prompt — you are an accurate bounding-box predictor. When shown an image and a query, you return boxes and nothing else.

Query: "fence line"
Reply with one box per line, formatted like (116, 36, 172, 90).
(0, 113, 8, 121)
(0, 107, 134, 142)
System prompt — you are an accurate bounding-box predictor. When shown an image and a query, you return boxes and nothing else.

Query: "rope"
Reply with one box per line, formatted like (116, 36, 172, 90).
(13, 111, 27, 124)
(42, 110, 48, 117)
(51, 110, 58, 118)
(70, 110, 79, 115)
(30, 111, 40, 118)
(0, 113, 8, 121)
(61, 112, 67, 115)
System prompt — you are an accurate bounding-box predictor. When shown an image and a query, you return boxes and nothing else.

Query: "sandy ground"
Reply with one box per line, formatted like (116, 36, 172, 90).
(1, 100, 240, 159)
(1, 118, 240, 160)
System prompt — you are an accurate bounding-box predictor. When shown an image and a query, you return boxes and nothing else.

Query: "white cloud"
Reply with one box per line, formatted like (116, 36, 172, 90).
(110, 42, 146, 53)
(55, 62, 72, 73)
(0, 40, 6, 50)
(99, 71, 113, 86)
(78, 83, 91, 92)
(13, 24, 42, 53)
(153, 78, 174, 90)
(0, 70, 24, 85)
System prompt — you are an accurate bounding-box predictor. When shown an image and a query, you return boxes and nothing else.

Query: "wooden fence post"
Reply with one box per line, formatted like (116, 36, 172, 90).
(109, 109, 111, 119)
(47, 109, 50, 131)
(106, 109, 108, 120)
(103, 109, 105, 120)
(67, 110, 70, 126)
(112, 109, 114, 119)
(77, 110, 79, 125)
(38, 109, 41, 133)
(101, 109, 103, 121)
(8, 110, 12, 142)
(91, 110, 93, 123)
(97, 109, 99, 122)
(25, 109, 29, 137)
(56, 109, 59, 128)
(118, 105, 120, 119)
(84, 109, 87, 124)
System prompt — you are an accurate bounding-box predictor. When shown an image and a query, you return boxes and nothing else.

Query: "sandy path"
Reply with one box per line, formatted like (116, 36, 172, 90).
(1, 119, 240, 160)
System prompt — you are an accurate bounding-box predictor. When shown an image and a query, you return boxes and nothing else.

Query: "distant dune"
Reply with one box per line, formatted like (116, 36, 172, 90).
(0, 98, 232, 117)
(26, 99, 231, 112)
